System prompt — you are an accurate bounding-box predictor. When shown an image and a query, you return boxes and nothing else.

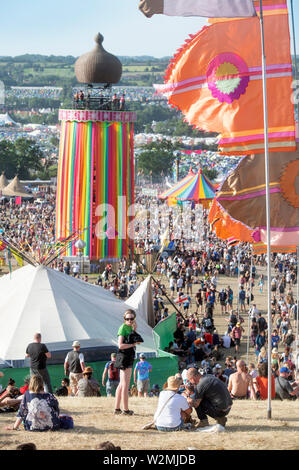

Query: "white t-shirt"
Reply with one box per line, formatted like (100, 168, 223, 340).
(154, 390, 189, 428)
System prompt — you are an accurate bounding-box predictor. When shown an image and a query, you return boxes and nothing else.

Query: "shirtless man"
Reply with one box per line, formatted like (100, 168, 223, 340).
(228, 360, 256, 400)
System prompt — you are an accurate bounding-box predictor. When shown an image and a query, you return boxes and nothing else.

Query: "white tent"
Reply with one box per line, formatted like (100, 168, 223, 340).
(0, 265, 156, 363)
(0, 113, 17, 126)
(125, 276, 155, 328)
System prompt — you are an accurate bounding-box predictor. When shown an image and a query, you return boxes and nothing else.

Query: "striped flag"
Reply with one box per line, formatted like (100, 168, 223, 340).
(155, 1, 296, 155)
(139, 0, 256, 18)
(227, 237, 240, 247)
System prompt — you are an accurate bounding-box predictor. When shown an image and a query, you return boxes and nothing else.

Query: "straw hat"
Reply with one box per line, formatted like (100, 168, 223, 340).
(166, 376, 181, 391)
(83, 366, 93, 375)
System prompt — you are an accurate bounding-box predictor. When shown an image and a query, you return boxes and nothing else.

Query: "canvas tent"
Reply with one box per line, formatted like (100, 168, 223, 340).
(2, 176, 31, 198)
(0, 172, 9, 191)
(125, 275, 155, 327)
(0, 265, 156, 365)
(0, 113, 17, 126)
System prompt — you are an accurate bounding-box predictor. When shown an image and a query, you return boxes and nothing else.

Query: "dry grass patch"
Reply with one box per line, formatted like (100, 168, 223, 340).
(0, 397, 298, 450)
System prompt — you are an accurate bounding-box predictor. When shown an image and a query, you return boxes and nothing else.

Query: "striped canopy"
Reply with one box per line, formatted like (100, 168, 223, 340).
(159, 167, 216, 207)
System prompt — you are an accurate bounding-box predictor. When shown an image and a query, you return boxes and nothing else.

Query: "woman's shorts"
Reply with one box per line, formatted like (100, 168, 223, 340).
(115, 351, 135, 370)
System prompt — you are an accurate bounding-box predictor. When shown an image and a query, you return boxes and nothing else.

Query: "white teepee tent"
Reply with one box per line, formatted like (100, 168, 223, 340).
(0, 265, 156, 363)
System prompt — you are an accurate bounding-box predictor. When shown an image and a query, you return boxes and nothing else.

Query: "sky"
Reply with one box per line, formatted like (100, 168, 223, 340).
(0, 0, 298, 58)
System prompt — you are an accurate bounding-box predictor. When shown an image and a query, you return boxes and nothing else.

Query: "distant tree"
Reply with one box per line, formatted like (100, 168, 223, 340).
(202, 167, 218, 181)
(137, 140, 175, 179)
(0, 138, 43, 179)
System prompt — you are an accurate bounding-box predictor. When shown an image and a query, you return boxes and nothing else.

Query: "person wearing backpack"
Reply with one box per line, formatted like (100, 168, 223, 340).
(102, 353, 120, 397)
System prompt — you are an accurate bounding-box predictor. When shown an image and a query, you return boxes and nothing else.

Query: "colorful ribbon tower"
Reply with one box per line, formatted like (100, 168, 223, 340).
(56, 109, 136, 260)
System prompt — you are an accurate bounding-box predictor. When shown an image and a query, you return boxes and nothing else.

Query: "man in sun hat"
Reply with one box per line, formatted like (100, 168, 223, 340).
(64, 340, 85, 396)
(275, 367, 298, 400)
(77, 366, 101, 397)
(153, 376, 192, 432)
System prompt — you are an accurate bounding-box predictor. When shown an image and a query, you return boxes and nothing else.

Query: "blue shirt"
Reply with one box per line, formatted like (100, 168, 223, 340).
(135, 361, 152, 380)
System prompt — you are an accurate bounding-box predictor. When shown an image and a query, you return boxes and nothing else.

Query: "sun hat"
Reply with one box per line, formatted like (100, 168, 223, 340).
(272, 348, 278, 354)
(83, 366, 93, 375)
(166, 376, 181, 391)
(72, 340, 80, 347)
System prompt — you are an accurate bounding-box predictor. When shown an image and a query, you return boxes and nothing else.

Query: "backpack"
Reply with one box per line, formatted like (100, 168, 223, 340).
(59, 415, 74, 430)
(108, 361, 120, 381)
(204, 318, 212, 328)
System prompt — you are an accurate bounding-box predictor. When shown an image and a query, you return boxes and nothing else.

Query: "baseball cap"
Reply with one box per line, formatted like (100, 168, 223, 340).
(72, 341, 80, 347)
(139, 353, 146, 358)
(280, 366, 290, 374)
(215, 364, 222, 369)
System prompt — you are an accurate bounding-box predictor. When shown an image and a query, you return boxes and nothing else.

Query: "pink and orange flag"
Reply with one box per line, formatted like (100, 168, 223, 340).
(155, 0, 296, 155)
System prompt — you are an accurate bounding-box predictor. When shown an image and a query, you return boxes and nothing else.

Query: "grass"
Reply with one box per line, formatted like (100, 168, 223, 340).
(0, 397, 298, 450)
(0, 262, 298, 450)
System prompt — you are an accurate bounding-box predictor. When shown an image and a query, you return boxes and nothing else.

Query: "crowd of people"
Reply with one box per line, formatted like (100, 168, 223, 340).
(0, 194, 56, 259)
(1, 232, 298, 436)
(0, 183, 298, 442)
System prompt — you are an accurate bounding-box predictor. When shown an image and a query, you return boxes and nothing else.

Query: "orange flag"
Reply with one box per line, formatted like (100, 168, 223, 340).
(155, 0, 296, 155)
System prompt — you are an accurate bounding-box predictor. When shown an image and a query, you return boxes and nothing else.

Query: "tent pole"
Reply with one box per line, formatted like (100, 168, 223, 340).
(237, 244, 241, 318)
(150, 275, 186, 321)
(246, 252, 253, 366)
(127, 240, 186, 321)
(290, 0, 298, 119)
(259, 0, 272, 420)
(296, 246, 299, 374)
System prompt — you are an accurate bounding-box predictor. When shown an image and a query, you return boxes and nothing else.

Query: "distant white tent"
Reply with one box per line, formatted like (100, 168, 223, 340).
(125, 276, 155, 328)
(0, 265, 156, 363)
(0, 113, 17, 126)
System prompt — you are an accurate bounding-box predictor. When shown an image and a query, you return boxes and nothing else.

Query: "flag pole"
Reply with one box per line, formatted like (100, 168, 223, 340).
(290, 0, 298, 119)
(296, 245, 299, 376)
(259, 0, 273, 420)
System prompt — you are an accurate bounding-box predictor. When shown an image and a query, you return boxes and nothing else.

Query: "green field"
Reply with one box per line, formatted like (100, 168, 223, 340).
(0, 55, 169, 87)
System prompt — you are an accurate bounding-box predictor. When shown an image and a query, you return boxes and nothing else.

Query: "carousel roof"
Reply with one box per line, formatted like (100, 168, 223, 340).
(159, 167, 216, 204)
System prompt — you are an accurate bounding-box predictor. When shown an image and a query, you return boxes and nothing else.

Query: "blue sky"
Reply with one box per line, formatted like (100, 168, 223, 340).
(0, 0, 298, 58)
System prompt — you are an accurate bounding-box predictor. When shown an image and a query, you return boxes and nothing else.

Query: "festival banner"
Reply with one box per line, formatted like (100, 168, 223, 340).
(139, 0, 256, 18)
(210, 148, 299, 246)
(155, 0, 296, 155)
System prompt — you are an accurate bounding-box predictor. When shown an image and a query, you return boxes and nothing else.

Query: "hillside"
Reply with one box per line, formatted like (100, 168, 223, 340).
(0, 54, 170, 88)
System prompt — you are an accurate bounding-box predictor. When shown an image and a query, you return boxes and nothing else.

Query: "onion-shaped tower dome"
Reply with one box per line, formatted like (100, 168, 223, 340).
(75, 33, 122, 84)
